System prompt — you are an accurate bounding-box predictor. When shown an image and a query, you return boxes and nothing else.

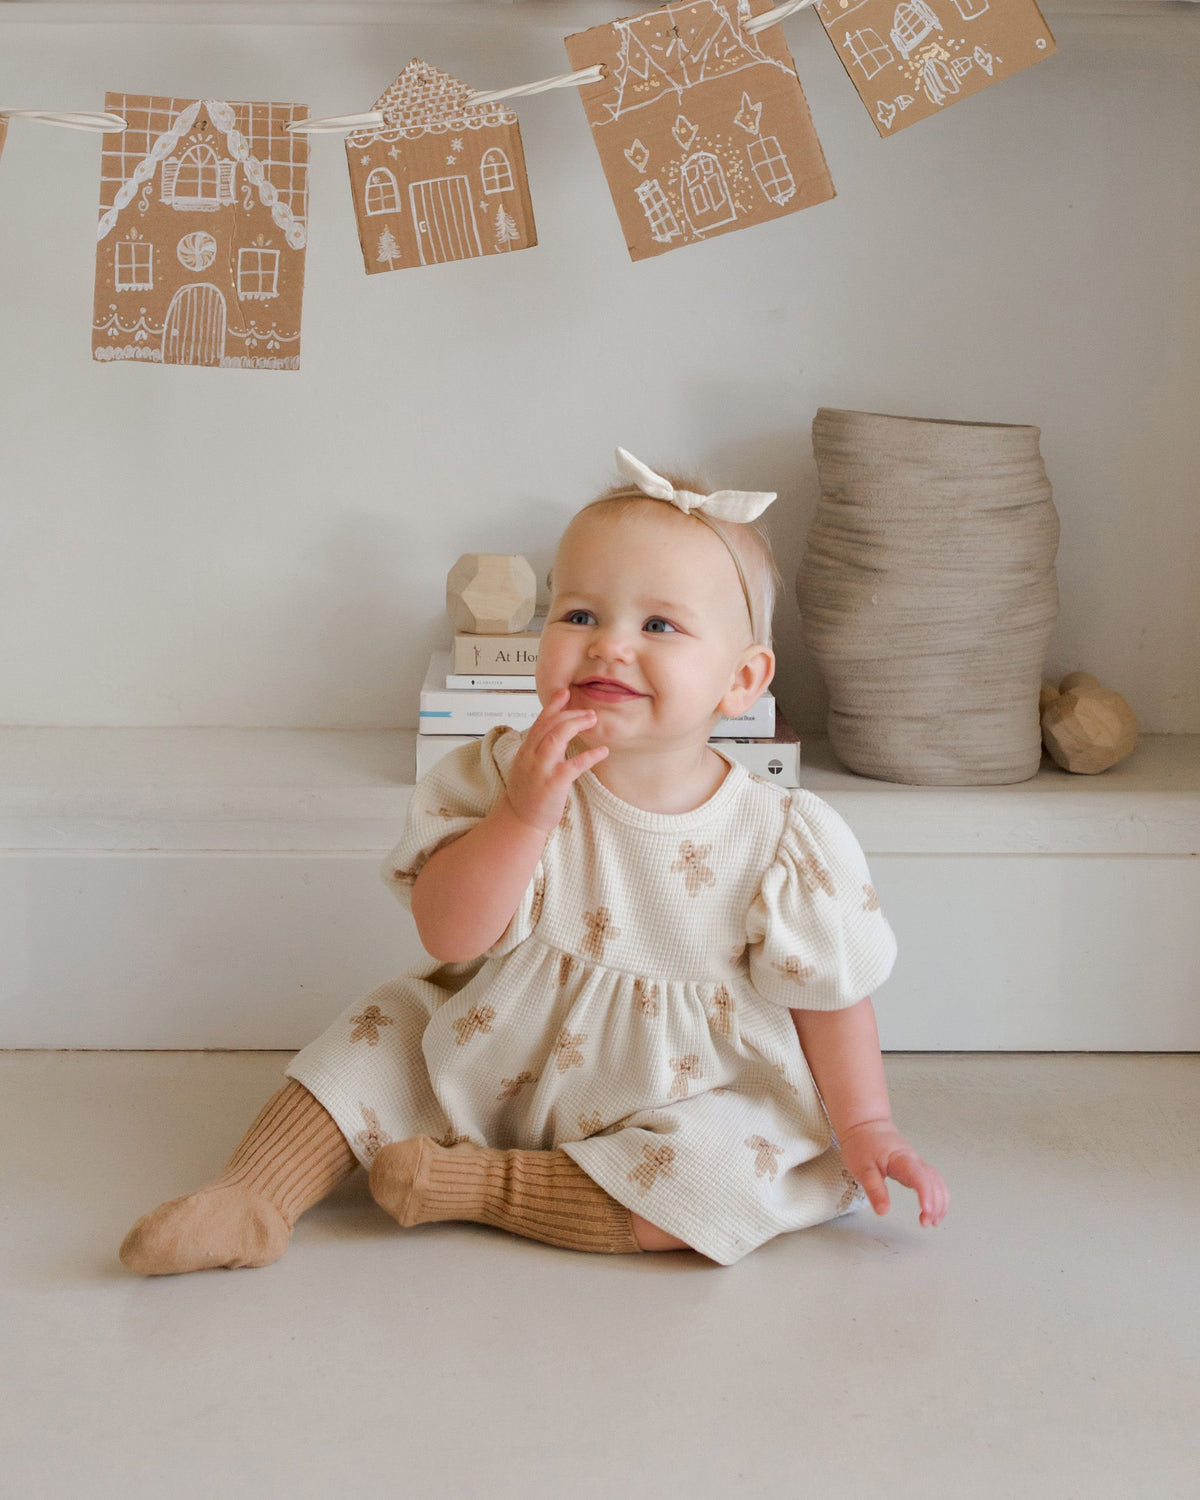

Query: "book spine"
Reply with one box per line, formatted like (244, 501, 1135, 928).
(419, 702, 776, 736)
(423, 682, 774, 735)
(444, 673, 538, 691)
(452, 636, 542, 674)
(419, 698, 542, 733)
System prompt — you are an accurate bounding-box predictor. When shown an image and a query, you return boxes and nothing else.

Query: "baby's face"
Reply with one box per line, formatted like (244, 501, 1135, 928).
(538, 504, 760, 755)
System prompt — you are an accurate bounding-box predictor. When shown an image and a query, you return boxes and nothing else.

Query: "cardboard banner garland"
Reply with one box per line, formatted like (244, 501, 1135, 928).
(346, 59, 536, 273)
(93, 94, 309, 369)
(1, 1, 1060, 362)
(814, 0, 1056, 136)
(564, 0, 834, 261)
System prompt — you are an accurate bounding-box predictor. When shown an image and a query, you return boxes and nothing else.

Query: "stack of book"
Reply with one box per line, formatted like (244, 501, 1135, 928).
(417, 624, 802, 785)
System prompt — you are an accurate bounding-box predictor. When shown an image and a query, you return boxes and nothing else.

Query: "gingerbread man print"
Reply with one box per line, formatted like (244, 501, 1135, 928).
(553, 1028, 587, 1073)
(671, 841, 716, 896)
(633, 977, 660, 1018)
(355, 1104, 392, 1160)
(452, 1005, 496, 1045)
(668, 1054, 703, 1100)
(746, 1135, 783, 1182)
(627, 1142, 676, 1196)
(798, 856, 836, 898)
(497, 1071, 536, 1102)
(349, 1004, 394, 1046)
(771, 956, 815, 987)
(580, 907, 620, 960)
(709, 985, 736, 1036)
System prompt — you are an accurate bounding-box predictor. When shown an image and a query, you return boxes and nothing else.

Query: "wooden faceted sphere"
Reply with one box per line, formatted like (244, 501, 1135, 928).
(446, 554, 537, 634)
(1040, 673, 1138, 775)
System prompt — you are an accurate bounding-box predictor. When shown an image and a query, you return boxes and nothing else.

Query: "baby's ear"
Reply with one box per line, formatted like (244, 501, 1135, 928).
(721, 645, 775, 715)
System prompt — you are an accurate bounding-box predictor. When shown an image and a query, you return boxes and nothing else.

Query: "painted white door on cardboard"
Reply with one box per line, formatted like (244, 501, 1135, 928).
(409, 176, 482, 265)
(163, 282, 227, 366)
(681, 154, 736, 235)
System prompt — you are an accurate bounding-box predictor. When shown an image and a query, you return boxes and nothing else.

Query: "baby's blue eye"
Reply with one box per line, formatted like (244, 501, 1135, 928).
(644, 617, 677, 634)
(565, 609, 595, 626)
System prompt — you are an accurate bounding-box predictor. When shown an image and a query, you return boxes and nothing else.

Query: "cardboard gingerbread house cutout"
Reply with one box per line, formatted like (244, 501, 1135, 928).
(93, 94, 309, 369)
(346, 60, 536, 274)
(816, 0, 1056, 136)
(564, 0, 833, 262)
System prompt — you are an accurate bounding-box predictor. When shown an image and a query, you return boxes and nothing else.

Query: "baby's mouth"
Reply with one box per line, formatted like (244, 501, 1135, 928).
(575, 678, 643, 702)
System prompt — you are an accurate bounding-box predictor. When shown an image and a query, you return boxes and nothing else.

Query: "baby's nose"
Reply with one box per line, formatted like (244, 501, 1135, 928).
(588, 623, 635, 661)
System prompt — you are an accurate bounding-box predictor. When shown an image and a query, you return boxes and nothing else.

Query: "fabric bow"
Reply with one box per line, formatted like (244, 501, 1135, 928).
(615, 447, 776, 522)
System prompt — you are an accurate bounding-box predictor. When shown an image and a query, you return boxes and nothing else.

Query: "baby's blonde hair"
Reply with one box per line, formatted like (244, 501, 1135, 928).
(571, 475, 781, 648)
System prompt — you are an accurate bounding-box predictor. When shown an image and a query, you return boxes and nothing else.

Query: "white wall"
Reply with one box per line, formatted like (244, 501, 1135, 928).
(1, 5, 1197, 733)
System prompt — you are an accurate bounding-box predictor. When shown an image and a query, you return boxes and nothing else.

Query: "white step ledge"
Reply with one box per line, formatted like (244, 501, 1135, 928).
(0, 727, 1196, 857)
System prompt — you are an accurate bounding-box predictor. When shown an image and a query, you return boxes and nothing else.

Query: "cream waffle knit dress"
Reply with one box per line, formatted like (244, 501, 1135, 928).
(286, 726, 897, 1266)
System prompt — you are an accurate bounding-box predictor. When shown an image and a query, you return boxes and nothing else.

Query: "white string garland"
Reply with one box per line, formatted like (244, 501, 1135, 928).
(0, 110, 126, 133)
(463, 65, 606, 110)
(743, 0, 820, 35)
(286, 65, 606, 134)
(1, 5, 810, 141)
(286, 110, 385, 136)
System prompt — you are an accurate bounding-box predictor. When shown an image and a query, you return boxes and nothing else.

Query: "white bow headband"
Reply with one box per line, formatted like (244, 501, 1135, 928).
(610, 447, 776, 643)
(614, 448, 776, 522)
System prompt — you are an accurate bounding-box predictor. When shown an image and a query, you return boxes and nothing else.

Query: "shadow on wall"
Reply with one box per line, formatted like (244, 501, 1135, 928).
(708, 420, 827, 737)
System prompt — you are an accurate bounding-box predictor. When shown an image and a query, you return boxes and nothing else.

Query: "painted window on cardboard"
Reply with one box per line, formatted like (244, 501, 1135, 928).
(365, 167, 402, 216)
(237, 246, 280, 300)
(480, 148, 514, 195)
(114, 238, 153, 292)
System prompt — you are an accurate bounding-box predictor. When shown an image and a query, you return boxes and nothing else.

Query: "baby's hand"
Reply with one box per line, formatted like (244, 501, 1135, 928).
(838, 1119, 949, 1228)
(504, 689, 610, 834)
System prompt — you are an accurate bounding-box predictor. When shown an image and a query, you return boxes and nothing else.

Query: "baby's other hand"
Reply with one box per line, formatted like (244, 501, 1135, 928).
(838, 1119, 949, 1228)
(504, 689, 609, 834)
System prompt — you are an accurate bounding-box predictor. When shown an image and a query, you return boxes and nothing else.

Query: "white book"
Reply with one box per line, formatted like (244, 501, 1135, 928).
(416, 717, 801, 785)
(420, 651, 774, 737)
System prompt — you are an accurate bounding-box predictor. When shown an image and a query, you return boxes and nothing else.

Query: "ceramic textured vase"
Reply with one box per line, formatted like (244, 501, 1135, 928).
(797, 408, 1060, 785)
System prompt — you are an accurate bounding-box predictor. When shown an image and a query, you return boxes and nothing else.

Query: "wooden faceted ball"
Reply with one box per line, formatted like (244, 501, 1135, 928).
(1040, 673, 1138, 775)
(446, 554, 537, 634)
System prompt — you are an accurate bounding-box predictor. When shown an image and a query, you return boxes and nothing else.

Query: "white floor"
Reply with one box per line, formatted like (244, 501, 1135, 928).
(2, 1052, 1195, 1500)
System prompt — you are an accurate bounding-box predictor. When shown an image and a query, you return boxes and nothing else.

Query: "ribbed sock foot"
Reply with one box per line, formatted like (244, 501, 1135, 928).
(369, 1137, 642, 1255)
(119, 1182, 293, 1274)
(119, 1079, 357, 1275)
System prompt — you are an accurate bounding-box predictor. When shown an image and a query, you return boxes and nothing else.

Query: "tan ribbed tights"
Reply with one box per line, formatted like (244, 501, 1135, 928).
(370, 1138, 644, 1255)
(120, 1085, 655, 1274)
(119, 1079, 357, 1275)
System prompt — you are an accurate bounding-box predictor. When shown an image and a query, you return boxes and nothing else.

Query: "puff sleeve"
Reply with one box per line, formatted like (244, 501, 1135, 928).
(745, 790, 896, 1011)
(381, 726, 543, 956)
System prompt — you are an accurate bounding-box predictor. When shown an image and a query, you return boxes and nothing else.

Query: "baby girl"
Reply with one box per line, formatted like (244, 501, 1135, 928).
(121, 449, 947, 1273)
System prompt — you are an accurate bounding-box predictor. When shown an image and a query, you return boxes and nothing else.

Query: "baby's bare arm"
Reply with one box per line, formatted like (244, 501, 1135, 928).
(791, 998, 949, 1226)
(411, 690, 608, 963)
(411, 798, 549, 962)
